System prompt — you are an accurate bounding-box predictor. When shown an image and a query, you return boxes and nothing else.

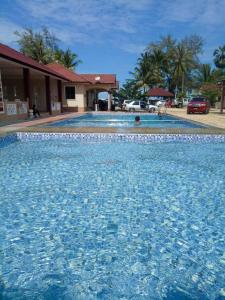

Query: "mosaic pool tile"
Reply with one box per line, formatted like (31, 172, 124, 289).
(0, 135, 225, 299)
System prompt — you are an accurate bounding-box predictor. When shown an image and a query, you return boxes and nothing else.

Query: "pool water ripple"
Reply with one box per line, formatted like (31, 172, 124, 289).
(0, 139, 225, 299)
(45, 113, 206, 129)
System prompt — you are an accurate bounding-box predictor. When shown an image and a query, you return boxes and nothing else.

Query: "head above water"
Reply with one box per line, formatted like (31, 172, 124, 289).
(135, 116, 140, 122)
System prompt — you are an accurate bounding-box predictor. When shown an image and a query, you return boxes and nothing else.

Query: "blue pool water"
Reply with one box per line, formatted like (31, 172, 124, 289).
(46, 113, 206, 128)
(0, 135, 225, 299)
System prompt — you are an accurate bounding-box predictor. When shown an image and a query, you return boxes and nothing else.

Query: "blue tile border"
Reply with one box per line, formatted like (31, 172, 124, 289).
(0, 134, 18, 149)
(1, 132, 225, 149)
(16, 132, 225, 143)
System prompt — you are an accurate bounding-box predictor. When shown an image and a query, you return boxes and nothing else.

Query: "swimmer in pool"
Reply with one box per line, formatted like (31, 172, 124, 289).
(135, 115, 141, 125)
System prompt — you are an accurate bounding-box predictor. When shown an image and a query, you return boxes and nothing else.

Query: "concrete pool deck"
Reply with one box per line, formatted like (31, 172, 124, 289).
(167, 108, 225, 130)
(0, 109, 225, 136)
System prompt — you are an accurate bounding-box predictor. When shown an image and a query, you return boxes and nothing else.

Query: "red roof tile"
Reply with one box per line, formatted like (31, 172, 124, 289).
(47, 63, 117, 86)
(148, 88, 174, 97)
(81, 74, 117, 85)
(0, 43, 68, 81)
(47, 63, 90, 83)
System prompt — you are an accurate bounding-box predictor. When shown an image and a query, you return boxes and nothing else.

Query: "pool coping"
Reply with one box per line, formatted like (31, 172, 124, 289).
(15, 126, 225, 135)
(1, 111, 225, 137)
(24, 112, 225, 134)
(1, 132, 225, 150)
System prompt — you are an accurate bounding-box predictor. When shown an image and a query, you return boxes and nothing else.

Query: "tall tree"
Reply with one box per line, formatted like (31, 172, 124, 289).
(134, 52, 152, 93)
(15, 27, 81, 70)
(15, 27, 58, 64)
(213, 46, 225, 69)
(173, 43, 195, 92)
(213, 45, 225, 113)
(115, 79, 142, 100)
(141, 34, 203, 93)
(54, 48, 82, 70)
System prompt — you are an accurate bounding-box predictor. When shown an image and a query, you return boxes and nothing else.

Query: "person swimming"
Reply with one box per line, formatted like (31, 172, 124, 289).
(135, 115, 141, 125)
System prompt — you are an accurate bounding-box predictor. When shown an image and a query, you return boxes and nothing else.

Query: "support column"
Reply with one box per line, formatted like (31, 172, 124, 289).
(45, 76, 52, 115)
(108, 91, 112, 111)
(57, 80, 62, 112)
(23, 68, 32, 109)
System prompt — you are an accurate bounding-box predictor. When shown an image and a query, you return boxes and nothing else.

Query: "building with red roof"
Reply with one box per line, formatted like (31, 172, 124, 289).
(148, 88, 174, 98)
(47, 63, 118, 112)
(0, 43, 118, 120)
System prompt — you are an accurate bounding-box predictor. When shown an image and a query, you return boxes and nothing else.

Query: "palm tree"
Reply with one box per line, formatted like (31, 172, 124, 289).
(173, 43, 194, 92)
(149, 48, 167, 86)
(134, 49, 168, 93)
(196, 64, 214, 85)
(54, 49, 82, 70)
(213, 46, 225, 69)
(134, 52, 152, 93)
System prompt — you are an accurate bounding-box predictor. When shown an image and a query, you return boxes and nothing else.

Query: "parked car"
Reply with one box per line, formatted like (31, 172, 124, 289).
(125, 100, 147, 112)
(182, 98, 190, 106)
(147, 104, 158, 112)
(187, 97, 210, 114)
(147, 100, 164, 110)
(173, 98, 183, 108)
(156, 100, 166, 107)
(122, 100, 132, 110)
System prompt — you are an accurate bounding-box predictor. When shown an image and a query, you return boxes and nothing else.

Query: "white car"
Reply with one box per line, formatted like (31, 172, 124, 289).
(122, 100, 132, 110)
(125, 100, 147, 112)
(147, 104, 158, 112)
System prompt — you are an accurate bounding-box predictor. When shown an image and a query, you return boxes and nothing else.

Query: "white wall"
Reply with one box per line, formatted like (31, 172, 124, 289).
(63, 83, 86, 109)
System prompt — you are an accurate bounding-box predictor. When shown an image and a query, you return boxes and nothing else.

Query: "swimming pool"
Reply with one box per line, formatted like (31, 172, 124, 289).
(0, 133, 225, 299)
(46, 113, 206, 128)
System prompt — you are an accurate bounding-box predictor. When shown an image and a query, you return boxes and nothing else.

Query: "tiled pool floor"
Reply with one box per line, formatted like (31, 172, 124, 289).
(0, 134, 225, 299)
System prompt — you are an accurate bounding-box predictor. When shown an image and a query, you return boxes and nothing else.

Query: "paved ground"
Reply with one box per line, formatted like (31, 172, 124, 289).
(0, 113, 82, 135)
(167, 108, 225, 129)
(0, 109, 225, 136)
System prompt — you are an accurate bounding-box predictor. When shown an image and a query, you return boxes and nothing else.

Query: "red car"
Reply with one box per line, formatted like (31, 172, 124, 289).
(187, 97, 210, 114)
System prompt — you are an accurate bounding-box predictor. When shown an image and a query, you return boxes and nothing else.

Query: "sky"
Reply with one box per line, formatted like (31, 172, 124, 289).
(0, 0, 225, 84)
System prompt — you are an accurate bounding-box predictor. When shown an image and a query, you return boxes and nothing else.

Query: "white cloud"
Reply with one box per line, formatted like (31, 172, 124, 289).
(119, 43, 145, 54)
(0, 19, 22, 45)
(53, 28, 90, 45)
(111, 0, 153, 11)
(2, 0, 225, 55)
(157, 0, 225, 27)
(15, 0, 153, 51)
(16, 0, 146, 33)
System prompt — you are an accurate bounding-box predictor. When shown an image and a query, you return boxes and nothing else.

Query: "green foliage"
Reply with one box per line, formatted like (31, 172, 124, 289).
(15, 27, 81, 69)
(201, 83, 220, 106)
(213, 46, 225, 69)
(177, 91, 186, 99)
(114, 79, 142, 100)
(133, 34, 204, 95)
(195, 64, 225, 87)
(15, 27, 58, 64)
(54, 48, 82, 70)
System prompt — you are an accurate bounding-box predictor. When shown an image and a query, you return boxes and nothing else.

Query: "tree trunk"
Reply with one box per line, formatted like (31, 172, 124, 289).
(181, 72, 185, 93)
(220, 85, 225, 114)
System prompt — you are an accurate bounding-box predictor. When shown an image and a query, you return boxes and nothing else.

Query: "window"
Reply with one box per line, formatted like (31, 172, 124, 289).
(65, 86, 75, 99)
(133, 101, 139, 105)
